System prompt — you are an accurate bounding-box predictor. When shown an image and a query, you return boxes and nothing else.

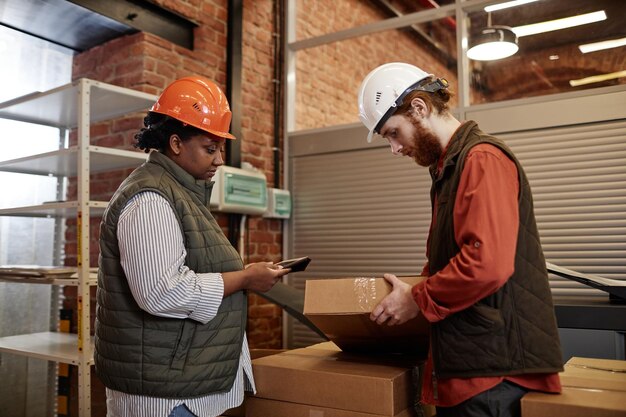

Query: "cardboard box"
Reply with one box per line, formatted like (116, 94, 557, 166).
(522, 388, 626, 417)
(246, 397, 418, 417)
(250, 348, 288, 360)
(221, 349, 287, 417)
(521, 356, 626, 417)
(561, 356, 626, 392)
(251, 345, 424, 416)
(304, 276, 429, 354)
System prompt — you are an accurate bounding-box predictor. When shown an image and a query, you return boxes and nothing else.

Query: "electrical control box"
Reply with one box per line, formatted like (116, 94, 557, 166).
(210, 165, 268, 215)
(264, 187, 292, 219)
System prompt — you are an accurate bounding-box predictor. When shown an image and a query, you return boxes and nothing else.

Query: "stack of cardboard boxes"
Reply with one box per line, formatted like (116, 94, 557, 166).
(522, 356, 626, 417)
(226, 276, 626, 416)
(248, 342, 426, 417)
(246, 276, 433, 417)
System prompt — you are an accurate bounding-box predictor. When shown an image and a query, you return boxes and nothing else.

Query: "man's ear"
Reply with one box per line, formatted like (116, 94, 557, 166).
(410, 97, 429, 118)
(168, 134, 183, 155)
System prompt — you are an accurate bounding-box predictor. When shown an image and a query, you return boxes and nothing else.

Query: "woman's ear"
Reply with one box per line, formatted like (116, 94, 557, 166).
(168, 134, 183, 155)
(410, 97, 429, 118)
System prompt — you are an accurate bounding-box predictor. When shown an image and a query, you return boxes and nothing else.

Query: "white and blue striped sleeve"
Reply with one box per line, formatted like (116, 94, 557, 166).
(116, 191, 224, 324)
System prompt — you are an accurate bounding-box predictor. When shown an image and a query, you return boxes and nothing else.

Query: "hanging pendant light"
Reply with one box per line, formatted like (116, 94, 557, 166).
(467, 13, 519, 61)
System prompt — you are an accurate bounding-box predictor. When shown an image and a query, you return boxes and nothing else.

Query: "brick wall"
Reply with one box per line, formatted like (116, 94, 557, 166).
(294, 0, 458, 130)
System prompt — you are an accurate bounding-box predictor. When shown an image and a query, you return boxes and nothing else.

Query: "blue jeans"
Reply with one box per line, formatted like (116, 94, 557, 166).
(168, 404, 197, 417)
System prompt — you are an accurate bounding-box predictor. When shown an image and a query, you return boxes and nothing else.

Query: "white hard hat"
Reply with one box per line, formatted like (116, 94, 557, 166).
(358, 62, 432, 143)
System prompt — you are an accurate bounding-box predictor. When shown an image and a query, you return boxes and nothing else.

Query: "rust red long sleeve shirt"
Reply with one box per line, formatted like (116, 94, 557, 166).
(412, 140, 561, 407)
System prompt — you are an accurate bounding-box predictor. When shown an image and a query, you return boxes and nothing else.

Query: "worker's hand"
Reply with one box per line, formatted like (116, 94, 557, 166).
(370, 273, 419, 326)
(222, 262, 290, 296)
(242, 262, 290, 293)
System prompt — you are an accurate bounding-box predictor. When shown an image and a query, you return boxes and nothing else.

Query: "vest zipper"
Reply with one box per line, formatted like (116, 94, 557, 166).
(432, 370, 438, 401)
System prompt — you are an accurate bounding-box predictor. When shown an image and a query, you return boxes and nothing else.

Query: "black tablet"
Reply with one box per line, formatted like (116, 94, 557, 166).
(276, 256, 311, 272)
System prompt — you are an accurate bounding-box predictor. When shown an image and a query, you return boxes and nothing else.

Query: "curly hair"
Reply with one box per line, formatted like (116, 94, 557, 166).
(134, 112, 207, 153)
(394, 76, 453, 117)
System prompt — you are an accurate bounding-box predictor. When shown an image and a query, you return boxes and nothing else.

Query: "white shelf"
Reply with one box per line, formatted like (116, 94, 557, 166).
(0, 78, 157, 128)
(0, 276, 97, 285)
(0, 332, 94, 365)
(0, 78, 152, 415)
(0, 201, 108, 217)
(0, 146, 148, 177)
(0, 274, 98, 286)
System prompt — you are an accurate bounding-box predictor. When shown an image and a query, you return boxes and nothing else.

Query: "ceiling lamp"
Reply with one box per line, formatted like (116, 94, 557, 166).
(467, 25, 519, 61)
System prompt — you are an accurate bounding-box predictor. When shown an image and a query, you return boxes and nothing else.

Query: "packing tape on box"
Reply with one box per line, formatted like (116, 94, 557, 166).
(353, 277, 378, 312)
(567, 363, 626, 373)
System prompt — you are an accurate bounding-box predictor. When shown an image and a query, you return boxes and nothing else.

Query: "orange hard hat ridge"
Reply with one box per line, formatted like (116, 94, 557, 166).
(151, 76, 236, 140)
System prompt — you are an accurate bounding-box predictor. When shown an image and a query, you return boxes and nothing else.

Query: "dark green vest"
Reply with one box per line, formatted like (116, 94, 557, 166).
(428, 121, 563, 379)
(95, 151, 246, 397)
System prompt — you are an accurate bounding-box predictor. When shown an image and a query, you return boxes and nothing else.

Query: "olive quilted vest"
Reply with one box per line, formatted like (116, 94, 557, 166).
(95, 151, 246, 397)
(428, 121, 563, 379)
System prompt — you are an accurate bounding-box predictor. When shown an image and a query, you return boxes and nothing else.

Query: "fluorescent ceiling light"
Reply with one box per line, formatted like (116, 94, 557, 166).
(569, 70, 626, 87)
(513, 10, 607, 38)
(485, 0, 538, 13)
(579, 37, 626, 54)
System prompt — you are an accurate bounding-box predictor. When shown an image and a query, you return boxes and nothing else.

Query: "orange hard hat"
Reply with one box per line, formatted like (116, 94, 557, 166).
(150, 76, 235, 140)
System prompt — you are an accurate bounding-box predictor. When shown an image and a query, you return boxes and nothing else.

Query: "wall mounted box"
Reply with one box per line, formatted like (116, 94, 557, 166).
(210, 165, 267, 215)
(263, 187, 291, 218)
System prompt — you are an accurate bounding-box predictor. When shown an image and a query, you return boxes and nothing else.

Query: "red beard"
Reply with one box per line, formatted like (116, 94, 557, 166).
(409, 116, 443, 167)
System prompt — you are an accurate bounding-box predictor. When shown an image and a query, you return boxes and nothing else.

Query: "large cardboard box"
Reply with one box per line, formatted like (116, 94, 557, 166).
(246, 397, 418, 417)
(221, 349, 287, 417)
(521, 356, 626, 417)
(304, 276, 429, 354)
(251, 344, 424, 416)
(522, 388, 626, 417)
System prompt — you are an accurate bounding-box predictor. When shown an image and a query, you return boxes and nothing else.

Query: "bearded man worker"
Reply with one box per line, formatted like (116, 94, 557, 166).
(358, 62, 563, 417)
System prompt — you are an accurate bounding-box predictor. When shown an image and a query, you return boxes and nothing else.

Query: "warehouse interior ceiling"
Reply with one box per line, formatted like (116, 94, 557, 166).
(465, 0, 625, 54)
(1, 0, 623, 58)
(0, 0, 196, 52)
(464, 0, 626, 99)
(371, 0, 625, 61)
(368, 0, 625, 100)
(0, 0, 623, 98)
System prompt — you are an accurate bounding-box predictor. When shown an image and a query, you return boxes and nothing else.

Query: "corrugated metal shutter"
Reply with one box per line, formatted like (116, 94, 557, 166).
(498, 119, 626, 296)
(286, 147, 431, 348)
(286, 119, 626, 347)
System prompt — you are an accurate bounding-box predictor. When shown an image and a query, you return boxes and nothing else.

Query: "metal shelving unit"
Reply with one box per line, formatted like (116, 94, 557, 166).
(0, 78, 157, 417)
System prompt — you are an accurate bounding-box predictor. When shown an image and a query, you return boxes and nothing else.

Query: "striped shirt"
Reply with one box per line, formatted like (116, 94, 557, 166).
(106, 191, 255, 417)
